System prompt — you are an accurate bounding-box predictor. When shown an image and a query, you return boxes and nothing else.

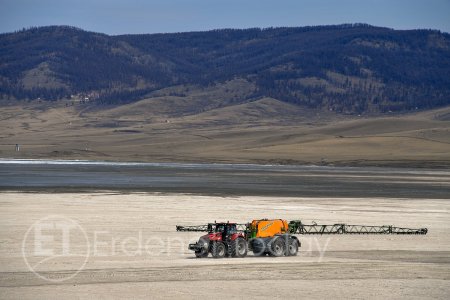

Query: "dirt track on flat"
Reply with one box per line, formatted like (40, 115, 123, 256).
(0, 193, 449, 299)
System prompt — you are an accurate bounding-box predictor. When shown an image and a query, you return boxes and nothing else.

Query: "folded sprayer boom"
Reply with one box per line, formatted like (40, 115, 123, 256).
(176, 223, 247, 232)
(287, 221, 427, 235)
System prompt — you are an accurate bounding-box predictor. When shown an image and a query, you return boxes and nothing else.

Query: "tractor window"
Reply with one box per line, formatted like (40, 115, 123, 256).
(216, 225, 225, 232)
(227, 225, 237, 233)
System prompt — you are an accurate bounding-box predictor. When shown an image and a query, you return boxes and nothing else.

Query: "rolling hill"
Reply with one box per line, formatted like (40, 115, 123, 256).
(1, 24, 450, 114)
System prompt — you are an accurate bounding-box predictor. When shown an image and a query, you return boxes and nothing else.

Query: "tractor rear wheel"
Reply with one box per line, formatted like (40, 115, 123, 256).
(269, 237, 285, 257)
(211, 242, 226, 258)
(231, 237, 248, 258)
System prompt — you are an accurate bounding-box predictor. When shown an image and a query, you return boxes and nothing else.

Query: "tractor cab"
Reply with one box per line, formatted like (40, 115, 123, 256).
(208, 222, 237, 239)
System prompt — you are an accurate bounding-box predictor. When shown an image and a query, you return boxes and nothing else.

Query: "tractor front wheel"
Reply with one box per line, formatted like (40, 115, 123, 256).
(212, 242, 226, 258)
(195, 249, 208, 258)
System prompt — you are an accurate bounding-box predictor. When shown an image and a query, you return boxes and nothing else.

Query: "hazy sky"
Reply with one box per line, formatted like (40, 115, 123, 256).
(1, 0, 449, 35)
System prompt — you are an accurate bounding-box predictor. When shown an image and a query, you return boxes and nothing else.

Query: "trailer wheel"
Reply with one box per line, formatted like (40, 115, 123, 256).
(269, 237, 285, 257)
(250, 239, 266, 256)
(286, 238, 299, 256)
(211, 242, 226, 258)
(231, 237, 247, 258)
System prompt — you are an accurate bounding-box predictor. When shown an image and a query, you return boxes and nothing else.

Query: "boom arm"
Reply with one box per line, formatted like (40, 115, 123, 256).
(288, 221, 428, 235)
(175, 224, 210, 232)
(176, 223, 248, 232)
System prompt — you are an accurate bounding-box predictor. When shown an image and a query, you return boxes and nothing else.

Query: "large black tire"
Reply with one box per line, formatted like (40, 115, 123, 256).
(195, 249, 208, 258)
(285, 238, 299, 256)
(268, 237, 285, 257)
(231, 237, 248, 258)
(195, 238, 209, 258)
(211, 242, 226, 258)
(250, 239, 266, 256)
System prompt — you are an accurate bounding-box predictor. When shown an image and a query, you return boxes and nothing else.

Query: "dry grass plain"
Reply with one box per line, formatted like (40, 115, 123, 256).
(0, 96, 449, 167)
(0, 192, 449, 299)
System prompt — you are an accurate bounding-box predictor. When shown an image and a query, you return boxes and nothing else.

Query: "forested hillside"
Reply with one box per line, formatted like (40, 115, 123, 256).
(1, 24, 449, 114)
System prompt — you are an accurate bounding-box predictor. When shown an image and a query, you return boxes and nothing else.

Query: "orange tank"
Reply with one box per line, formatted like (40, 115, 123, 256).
(250, 219, 289, 238)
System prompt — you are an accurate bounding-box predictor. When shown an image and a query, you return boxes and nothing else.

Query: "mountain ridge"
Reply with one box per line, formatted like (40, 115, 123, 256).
(1, 24, 450, 115)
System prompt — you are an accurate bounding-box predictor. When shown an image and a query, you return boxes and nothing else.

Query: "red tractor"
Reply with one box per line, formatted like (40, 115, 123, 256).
(188, 222, 247, 258)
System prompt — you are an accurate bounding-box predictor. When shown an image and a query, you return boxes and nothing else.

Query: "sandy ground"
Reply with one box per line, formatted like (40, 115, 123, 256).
(0, 192, 449, 299)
